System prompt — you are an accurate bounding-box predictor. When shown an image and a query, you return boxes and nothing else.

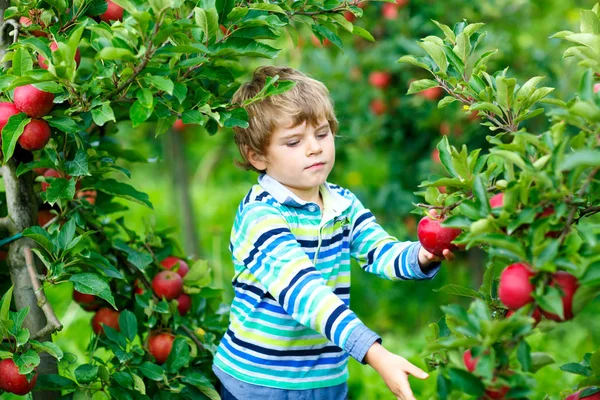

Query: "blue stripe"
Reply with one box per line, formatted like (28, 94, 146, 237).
(243, 227, 289, 266)
(323, 305, 346, 342)
(279, 267, 314, 307)
(220, 337, 345, 368)
(226, 329, 343, 357)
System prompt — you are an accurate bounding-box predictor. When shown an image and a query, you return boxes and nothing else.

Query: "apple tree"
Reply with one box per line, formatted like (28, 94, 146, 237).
(0, 0, 375, 398)
(400, 4, 600, 398)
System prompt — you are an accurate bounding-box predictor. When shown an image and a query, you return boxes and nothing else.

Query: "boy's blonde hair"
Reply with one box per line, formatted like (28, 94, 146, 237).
(231, 66, 339, 172)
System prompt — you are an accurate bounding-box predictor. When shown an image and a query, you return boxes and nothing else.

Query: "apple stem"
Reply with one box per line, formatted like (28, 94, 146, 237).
(180, 324, 206, 353)
(24, 246, 63, 340)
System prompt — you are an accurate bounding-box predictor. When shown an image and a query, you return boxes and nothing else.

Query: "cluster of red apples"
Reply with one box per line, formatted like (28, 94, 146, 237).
(0, 1, 126, 158)
(72, 256, 191, 366)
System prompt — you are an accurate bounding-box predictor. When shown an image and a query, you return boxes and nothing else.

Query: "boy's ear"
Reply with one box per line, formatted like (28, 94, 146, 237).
(246, 148, 267, 171)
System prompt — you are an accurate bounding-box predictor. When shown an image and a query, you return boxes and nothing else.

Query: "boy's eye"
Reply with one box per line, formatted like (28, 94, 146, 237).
(317, 132, 329, 138)
(286, 141, 300, 147)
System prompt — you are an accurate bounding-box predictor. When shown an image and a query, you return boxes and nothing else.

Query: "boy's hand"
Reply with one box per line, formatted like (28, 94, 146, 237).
(364, 342, 429, 400)
(418, 246, 455, 268)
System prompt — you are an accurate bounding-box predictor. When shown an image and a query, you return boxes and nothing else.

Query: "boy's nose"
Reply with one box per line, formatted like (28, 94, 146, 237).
(306, 136, 322, 155)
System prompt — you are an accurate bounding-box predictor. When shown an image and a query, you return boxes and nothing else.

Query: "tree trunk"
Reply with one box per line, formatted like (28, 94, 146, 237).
(166, 131, 201, 258)
(1, 8, 59, 399)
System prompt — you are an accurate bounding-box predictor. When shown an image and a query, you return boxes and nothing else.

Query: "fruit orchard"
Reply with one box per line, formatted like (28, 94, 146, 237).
(0, 0, 599, 399)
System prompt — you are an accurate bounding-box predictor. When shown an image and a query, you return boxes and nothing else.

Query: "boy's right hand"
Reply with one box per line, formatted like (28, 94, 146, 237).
(364, 342, 429, 400)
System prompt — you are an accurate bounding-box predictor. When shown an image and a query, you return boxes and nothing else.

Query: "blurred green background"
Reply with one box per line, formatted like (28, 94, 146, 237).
(33, 0, 600, 399)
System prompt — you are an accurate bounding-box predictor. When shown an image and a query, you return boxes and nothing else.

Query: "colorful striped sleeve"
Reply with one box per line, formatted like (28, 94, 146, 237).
(348, 193, 440, 281)
(231, 202, 378, 362)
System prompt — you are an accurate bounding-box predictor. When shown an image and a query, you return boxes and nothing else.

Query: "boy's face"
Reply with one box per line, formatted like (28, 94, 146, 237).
(250, 117, 335, 202)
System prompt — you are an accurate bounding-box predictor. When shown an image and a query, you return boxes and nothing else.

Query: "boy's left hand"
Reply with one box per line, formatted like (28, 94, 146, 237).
(418, 246, 455, 268)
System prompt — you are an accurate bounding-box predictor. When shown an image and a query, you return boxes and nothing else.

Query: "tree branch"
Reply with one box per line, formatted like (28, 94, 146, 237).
(24, 246, 63, 340)
(575, 205, 600, 223)
(0, 216, 14, 235)
(180, 324, 206, 352)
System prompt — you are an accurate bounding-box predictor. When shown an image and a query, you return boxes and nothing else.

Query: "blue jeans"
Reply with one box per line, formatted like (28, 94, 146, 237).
(220, 383, 237, 400)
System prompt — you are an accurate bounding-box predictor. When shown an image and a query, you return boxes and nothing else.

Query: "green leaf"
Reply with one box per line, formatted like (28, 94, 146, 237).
(13, 48, 33, 76)
(182, 110, 208, 125)
(75, 364, 99, 384)
(14, 349, 40, 375)
(91, 102, 116, 126)
(30, 340, 63, 360)
(138, 362, 165, 381)
(437, 96, 457, 108)
(44, 178, 76, 205)
(312, 25, 343, 50)
(166, 337, 190, 372)
(535, 285, 564, 320)
(397, 55, 431, 70)
(144, 76, 174, 95)
(34, 374, 78, 391)
(183, 259, 211, 287)
(559, 150, 600, 170)
(94, 178, 153, 208)
(470, 102, 503, 117)
(419, 41, 447, 73)
(560, 362, 592, 376)
(434, 284, 483, 299)
(97, 47, 136, 61)
(64, 150, 90, 177)
(23, 226, 54, 252)
(407, 79, 438, 94)
(130, 100, 153, 128)
(530, 352, 555, 373)
(447, 368, 485, 396)
(352, 26, 374, 42)
(2, 113, 29, 161)
(47, 116, 78, 133)
(208, 37, 280, 58)
(70, 273, 116, 309)
(432, 20, 456, 43)
(517, 340, 531, 372)
(119, 310, 137, 342)
(113, 371, 134, 389)
(56, 219, 76, 253)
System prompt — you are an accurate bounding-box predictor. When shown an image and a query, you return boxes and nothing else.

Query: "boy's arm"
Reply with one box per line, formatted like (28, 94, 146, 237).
(348, 193, 441, 281)
(232, 203, 379, 363)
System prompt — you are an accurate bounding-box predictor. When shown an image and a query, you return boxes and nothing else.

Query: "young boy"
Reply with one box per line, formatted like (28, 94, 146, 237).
(213, 66, 454, 400)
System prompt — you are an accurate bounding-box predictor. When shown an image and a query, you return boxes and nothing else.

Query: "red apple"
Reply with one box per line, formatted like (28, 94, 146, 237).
(431, 148, 441, 163)
(177, 293, 192, 315)
(38, 42, 81, 70)
(0, 359, 37, 395)
(173, 119, 186, 131)
(13, 85, 54, 118)
(147, 332, 175, 365)
(134, 279, 145, 295)
(463, 349, 479, 372)
(382, 2, 399, 19)
(418, 86, 443, 101)
(343, 11, 356, 22)
(417, 216, 462, 256)
(370, 99, 387, 115)
(0, 102, 20, 133)
(396, 0, 408, 5)
(541, 272, 579, 322)
(310, 35, 330, 47)
(368, 71, 392, 89)
(99, 0, 124, 22)
(160, 256, 189, 278)
(37, 209, 55, 226)
(73, 290, 100, 311)
(498, 263, 535, 310)
(485, 384, 509, 399)
(19, 16, 46, 37)
(490, 193, 504, 208)
(92, 307, 120, 334)
(18, 119, 51, 151)
(594, 84, 600, 94)
(152, 270, 183, 300)
(77, 190, 97, 205)
(439, 121, 451, 136)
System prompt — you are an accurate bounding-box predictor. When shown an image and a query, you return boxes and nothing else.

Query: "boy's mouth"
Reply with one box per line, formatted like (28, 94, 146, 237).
(306, 162, 325, 169)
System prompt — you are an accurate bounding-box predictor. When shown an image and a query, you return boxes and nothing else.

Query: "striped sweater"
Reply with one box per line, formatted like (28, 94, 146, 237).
(213, 174, 440, 392)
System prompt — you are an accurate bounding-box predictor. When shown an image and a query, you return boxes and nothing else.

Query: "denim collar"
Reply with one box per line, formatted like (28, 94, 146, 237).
(258, 174, 352, 215)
